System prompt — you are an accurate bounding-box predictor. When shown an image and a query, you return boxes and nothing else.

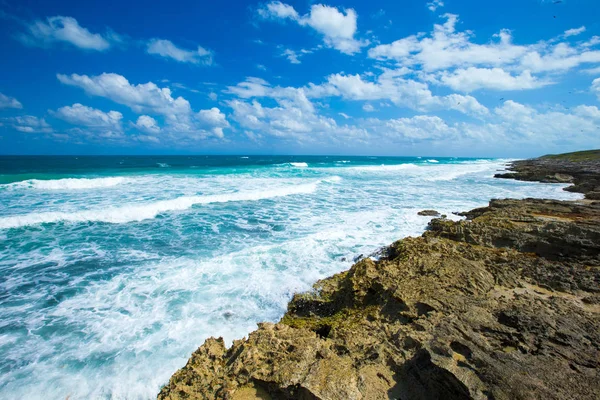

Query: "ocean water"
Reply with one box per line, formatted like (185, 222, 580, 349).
(0, 155, 582, 399)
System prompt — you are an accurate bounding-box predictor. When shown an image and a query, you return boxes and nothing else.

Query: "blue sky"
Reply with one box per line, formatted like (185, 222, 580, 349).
(0, 0, 599, 157)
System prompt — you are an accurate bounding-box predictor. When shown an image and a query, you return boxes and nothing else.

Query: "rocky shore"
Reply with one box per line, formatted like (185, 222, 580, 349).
(158, 151, 600, 400)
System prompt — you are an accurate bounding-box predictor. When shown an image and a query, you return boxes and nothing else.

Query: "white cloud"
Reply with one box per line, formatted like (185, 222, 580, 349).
(17, 16, 112, 50)
(361, 101, 600, 149)
(492, 100, 600, 142)
(6, 116, 53, 133)
(257, 1, 299, 20)
(282, 49, 301, 64)
(369, 15, 528, 71)
(520, 43, 600, 73)
(362, 104, 375, 112)
(196, 107, 229, 138)
(57, 72, 192, 119)
(57, 72, 229, 140)
(593, 78, 600, 100)
(256, 64, 267, 71)
(581, 66, 600, 75)
(382, 115, 455, 140)
(299, 4, 366, 54)
(0, 92, 22, 109)
(306, 70, 489, 116)
(147, 39, 213, 65)
(226, 78, 317, 114)
(54, 103, 122, 129)
(564, 26, 586, 38)
(427, 0, 444, 12)
(438, 67, 552, 92)
(228, 98, 367, 143)
(258, 2, 367, 54)
(369, 14, 600, 75)
(134, 115, 160, 134)
(225, 78, 367, 142)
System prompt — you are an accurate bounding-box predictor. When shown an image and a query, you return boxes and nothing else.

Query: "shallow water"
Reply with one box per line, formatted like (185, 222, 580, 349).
(0, 156, 582, 399)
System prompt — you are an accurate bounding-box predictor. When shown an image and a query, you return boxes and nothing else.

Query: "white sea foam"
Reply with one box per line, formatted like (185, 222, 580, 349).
(426, 159, 439, 163)
(289, 162, 308, 167)
(3, 177, 128, 191)
(424, 164, 492, 181)
(0, 182, 320, 229)
(348, 163, 419, 172)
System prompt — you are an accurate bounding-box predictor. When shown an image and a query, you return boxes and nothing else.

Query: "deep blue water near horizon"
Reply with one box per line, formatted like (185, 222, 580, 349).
(0, 155, 582, 399)
(0, 155, 488, 182)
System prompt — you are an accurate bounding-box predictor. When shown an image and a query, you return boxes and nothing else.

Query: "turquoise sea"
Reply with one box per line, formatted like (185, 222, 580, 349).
(0, 156, 582, 399)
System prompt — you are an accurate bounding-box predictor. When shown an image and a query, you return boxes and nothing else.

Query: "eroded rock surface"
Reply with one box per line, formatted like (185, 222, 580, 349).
(159, 152, 600, 400)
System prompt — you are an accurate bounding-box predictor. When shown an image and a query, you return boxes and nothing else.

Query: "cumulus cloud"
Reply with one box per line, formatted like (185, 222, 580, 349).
(147, 39, 213, 65)
(0, 92, 22, 109)
(257, 1, 299, 20)
(427, 0, 444, 12)
(382, 115, 455, 140)
(134, 115, 160, 134)
(258, 2, 367, 54)
(196, 107, 229, 138)
(368, 15, 528, 71)
(437, 68, 552, 92)
(17, 16, 113, 50)
(305, 70, 489, 116)
(225, 78, 367, 142)
(57, 72, 229, 139)
(57, 72, 192, 119)
(492, 100, 600, 142)
(54, 103, 123, 129)
(6, 116, 53, 133)
(361, 101, 600, 149)
(369, 14, 600, 74)
(520, 43, 600, 73)
(367, 13, 600, 93)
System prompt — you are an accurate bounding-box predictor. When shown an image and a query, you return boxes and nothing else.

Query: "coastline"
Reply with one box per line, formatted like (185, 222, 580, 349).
(158, 151, 600, 400)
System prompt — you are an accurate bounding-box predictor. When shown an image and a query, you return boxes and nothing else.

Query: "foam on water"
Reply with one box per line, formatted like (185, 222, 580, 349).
(0, 181, 320, 229)
(0, 157, 583, 399)
(348, 163, 419, 172)
(2, 177, 129, 190)
(289, 162, 309, 167)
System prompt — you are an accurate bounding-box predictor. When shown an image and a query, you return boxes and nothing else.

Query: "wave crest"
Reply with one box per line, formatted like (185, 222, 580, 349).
(2, 177, 128, 191)
(0, 182, 319, 229)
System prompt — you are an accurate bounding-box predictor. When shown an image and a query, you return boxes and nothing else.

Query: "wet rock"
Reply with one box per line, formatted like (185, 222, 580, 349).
(418, 209, 441, 217)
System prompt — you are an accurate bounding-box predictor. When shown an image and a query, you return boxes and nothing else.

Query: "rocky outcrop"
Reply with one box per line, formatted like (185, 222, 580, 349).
(494, 150, 600, 200)
(417, 210, 441, 217)
(159, 151, 600, 400)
